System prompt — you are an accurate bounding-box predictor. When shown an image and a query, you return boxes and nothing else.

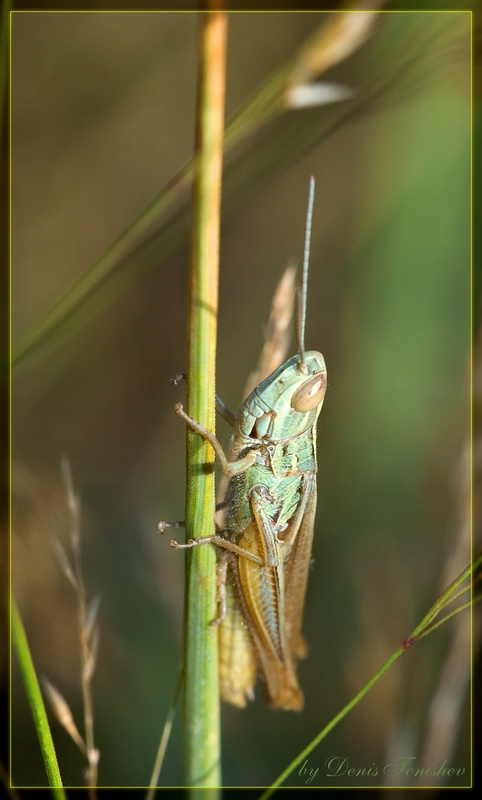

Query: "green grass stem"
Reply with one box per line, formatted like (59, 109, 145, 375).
(11, 600, 66, 795)
(181, 8, 227, 793)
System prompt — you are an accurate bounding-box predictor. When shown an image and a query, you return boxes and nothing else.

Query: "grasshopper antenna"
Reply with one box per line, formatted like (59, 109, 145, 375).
(297, 175, 315, 371)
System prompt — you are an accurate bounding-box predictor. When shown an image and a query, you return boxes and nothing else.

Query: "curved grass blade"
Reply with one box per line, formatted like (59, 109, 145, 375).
(11, 600, 66, 793)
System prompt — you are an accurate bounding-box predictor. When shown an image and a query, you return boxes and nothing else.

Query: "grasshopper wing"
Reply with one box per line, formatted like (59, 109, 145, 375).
(283, 473, 317, 662)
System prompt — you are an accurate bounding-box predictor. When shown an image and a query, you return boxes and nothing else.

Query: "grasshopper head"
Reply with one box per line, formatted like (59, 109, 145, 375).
(240, 351, 327, 440)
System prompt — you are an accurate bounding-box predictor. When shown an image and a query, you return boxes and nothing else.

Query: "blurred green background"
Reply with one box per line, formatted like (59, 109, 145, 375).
(11, 8, 471, 790)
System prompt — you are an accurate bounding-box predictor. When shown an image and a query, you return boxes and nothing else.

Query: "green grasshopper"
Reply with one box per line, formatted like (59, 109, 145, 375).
(165, 177, 327, 710)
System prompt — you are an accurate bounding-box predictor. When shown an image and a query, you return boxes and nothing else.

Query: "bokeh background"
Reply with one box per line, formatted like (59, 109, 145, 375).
(10, 7, 471, 790)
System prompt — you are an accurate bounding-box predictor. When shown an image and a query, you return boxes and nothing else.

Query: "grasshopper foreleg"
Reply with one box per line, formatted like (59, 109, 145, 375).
(174, 402, 258, 477)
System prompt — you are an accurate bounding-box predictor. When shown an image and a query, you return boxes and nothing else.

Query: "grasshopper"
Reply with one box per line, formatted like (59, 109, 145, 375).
(164, 177, 327, 710)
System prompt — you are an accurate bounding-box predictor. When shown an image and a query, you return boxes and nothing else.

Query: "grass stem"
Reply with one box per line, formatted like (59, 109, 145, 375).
(11, 600, 65, 793)
(182, 7, 227, 792)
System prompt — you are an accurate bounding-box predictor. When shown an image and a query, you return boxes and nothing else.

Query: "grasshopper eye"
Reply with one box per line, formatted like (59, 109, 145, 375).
(291, 372, 326, 412)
